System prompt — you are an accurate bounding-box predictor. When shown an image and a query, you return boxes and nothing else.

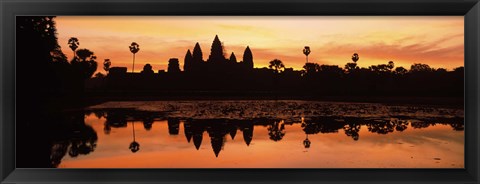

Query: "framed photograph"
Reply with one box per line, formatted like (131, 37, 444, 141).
(1, 0, 479, 183)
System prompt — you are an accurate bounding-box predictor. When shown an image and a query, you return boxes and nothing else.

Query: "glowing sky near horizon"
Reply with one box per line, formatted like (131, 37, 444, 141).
(55, 16, 464, 73)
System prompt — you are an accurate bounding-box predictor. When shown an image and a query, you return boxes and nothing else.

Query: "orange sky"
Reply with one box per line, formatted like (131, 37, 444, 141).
(55, 16, 464, 73)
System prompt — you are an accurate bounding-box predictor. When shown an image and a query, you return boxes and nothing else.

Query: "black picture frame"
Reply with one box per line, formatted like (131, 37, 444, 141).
(1, 0, 479, 183)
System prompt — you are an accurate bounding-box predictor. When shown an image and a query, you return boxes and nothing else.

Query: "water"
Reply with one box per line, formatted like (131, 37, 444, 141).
(52, 100, 464, 168)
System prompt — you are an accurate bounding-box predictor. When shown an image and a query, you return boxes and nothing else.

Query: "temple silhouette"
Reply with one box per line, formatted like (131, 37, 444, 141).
(105, 35, 262, 91)
(87, 34, 464, 99)
(184, 35, 254, 73)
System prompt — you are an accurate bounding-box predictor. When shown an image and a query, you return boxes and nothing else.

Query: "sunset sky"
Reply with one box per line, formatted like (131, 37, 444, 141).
(55, 16, 464, 73)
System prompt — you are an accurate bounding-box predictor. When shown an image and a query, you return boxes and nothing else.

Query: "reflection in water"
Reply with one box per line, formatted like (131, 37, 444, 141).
(48, 112, 98, 168)
(41, 101, 464, 168)
(268, 120, 286, 142)
(129, 121, 140, 153)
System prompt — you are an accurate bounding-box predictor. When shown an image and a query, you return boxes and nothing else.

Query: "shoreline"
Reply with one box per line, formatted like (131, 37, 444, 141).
(83, 92, 464, 109)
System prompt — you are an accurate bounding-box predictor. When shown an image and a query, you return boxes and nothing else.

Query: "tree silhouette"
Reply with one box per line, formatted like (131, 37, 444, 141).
(345, 63, 358, 72)
(72, 48, 98, 79)
(410, 63, 433, 73)
(129, 42, 140, 73)
(394, 66, 408, 75)
(141, 63, 154, 75)
(303, 46, 311, 63)
(345, 53, 359, 73)
(302, 62, 320, 75)
(68, 37, 79, 58)
(369, 64, 391, 74)
(436, 68, 448, 73)
(17, 16, 70, 101)
(268, 59, 285, 73)
(94, 72, 105, 78)
(103, 59, 111, 74)
(319, 65, 344, 75)
(387, 61, 395, 70)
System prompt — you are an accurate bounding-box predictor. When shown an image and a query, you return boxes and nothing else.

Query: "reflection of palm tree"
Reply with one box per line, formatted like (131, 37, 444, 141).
(301, 117, 311, 148)
(303, 46, 311, 63)
(303, 134, 311, 148)
(129, 121, 140, 153)
(129, 42, 140, 73)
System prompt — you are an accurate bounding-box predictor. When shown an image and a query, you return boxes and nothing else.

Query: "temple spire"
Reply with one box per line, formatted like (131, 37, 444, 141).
(243, 46, 253, 69)
(208, 35, 226, 64)
(184, 49, 193, 72)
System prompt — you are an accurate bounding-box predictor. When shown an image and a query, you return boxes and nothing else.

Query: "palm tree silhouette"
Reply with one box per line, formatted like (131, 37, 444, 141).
(103, 59, 111, 74)
(129, 42, 140, 73)
(303, 46, 311, 63)
(129, 121, 140, 153)
(68, 37, 79, 58)
(352, 53, 359, 63)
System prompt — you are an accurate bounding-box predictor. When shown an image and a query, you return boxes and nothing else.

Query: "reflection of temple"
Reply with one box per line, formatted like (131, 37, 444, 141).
(180, 119, 255, 157)
(92, 109, 465, 158)
(168, 118, 180, 135)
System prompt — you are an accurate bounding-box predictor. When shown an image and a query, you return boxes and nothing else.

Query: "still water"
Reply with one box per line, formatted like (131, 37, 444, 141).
(55, 100, 464, 168)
